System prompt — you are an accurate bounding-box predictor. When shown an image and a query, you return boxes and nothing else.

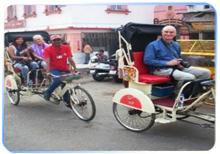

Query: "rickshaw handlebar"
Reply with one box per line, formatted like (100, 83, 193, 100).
(50, 71, 81, 78)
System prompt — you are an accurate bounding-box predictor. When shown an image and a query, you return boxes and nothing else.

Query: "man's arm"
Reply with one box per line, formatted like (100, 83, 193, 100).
(67, 57, 77, 71)
(144, 43, 167, 67)
(175, 42, 182, 58)
(65, 46, 77, 71)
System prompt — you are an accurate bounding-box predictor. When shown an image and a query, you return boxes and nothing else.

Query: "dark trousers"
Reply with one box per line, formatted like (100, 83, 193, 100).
(84, 53, 90, 64)
(45, 69, 70, 103)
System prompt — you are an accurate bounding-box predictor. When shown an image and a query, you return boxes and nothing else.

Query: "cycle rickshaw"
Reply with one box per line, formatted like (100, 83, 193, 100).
(112, 23, 215, 132)
(4, 31, 96, 121)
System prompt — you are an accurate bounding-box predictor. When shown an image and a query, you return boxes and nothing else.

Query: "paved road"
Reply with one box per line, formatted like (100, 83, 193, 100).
(3, 72, 215, 152)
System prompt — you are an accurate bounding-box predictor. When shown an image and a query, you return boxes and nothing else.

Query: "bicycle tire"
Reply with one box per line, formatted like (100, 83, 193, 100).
(70, 86, 96, 121)
(113, 102, 155, 132)
(5, 87, 20, 105)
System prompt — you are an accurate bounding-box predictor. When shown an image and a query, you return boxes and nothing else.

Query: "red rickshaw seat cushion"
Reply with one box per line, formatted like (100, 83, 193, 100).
(133, 52, 171, 84)
(14, 68, 21, 73)
(152, 97, 196, 107)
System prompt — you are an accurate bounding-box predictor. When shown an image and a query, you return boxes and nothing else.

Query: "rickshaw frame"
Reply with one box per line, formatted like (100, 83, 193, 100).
(4, 30, 96, 121)
(112, 22, 215, 132)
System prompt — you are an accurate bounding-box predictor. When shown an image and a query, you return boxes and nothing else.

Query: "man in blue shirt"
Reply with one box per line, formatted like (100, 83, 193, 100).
(144, 25, 211, 91)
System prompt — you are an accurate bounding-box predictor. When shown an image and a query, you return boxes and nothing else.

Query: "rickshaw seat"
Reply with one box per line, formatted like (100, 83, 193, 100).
(5, 50, 21, 73)
(14, 68, 21, 73)
(133, 52, 171, 84)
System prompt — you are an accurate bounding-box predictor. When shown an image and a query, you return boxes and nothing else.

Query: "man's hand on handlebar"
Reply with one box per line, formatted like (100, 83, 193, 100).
(71, 69, 80, 75)
(46, 72, 51, 78)
(74, 69, 78, 73)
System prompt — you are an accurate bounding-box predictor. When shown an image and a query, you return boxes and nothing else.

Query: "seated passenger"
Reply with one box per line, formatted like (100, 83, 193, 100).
(144, 25, 211, 93)
(8, 35, 38, 86)
(29, 34, 50, 69)
(96, 49, 108, 62)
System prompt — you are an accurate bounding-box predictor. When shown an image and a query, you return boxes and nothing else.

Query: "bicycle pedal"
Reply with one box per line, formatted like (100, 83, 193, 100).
(49, 99, 60, 105)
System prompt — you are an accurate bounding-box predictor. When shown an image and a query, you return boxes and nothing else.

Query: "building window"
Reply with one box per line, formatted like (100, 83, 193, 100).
(49, 5, 56, 11)
(204, 5, 210, 9)
(23, 5, 36, 18)
(111, 5, 123, 11)
(106, 5, 130, 15)
(188, 5, 194, 12)
(168, 6, 173, 11)
(7, 5, 17, 21)
(44, 5, 62, 15)
(57, 5, 66, 8)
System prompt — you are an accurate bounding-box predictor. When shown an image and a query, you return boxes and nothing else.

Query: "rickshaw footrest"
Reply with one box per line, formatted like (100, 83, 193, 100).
(155, 118, 175, 124)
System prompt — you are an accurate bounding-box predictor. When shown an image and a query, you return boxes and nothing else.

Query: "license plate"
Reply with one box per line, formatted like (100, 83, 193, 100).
(90, 70, 95, 74)
(109, 70, 117, 75)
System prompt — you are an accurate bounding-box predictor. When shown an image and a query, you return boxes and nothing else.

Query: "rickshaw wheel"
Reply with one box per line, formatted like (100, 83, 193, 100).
(70, 86, 96, 121)
(113, 103, 155, 132)
(5, 87, 20, 105)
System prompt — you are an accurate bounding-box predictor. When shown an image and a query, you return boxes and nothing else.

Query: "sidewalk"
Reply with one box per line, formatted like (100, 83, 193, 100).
(76, 63, 89, 69)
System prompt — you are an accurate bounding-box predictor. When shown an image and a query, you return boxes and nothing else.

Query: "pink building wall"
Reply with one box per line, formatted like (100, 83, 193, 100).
(154, 5, 187, 21)
(154, 5, 189, 39)
(66, 33, 82, 53)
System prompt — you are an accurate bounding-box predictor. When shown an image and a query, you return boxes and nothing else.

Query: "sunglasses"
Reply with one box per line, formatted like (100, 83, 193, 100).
(52, 39, 61, 41)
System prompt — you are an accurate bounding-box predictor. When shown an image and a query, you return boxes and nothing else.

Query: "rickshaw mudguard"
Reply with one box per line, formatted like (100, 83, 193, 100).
(112, 88, 155, 113)
(5, 75, 19, 90)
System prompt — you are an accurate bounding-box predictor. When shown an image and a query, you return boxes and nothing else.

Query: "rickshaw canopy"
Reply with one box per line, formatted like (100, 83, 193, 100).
(120, 22, 165, 52)
(4, 31, 50, 47)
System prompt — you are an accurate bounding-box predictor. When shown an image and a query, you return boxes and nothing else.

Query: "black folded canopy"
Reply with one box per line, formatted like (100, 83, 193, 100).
(120, 22, 165, 52)
(4, 31, 50, 47)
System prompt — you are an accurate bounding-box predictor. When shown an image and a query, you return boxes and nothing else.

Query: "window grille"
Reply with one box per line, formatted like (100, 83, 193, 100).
(27, 5, 32, 16)
(110, 5, 123, 11)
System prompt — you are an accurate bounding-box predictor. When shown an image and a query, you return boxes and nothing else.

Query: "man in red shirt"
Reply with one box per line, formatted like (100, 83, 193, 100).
(43, 35, 77, 108)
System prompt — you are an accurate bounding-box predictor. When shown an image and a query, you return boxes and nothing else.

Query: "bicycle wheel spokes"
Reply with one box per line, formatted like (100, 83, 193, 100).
(70, 86, 96, 121)
(113, 103, 155, 132)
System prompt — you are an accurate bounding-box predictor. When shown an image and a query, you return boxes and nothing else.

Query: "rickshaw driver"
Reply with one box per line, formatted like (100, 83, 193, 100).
(43, 35, 77, 108)
(144, 25, 211, 93)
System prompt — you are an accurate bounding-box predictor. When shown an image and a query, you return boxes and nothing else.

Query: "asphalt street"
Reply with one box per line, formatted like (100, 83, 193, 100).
(3, 70, 215, 152)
